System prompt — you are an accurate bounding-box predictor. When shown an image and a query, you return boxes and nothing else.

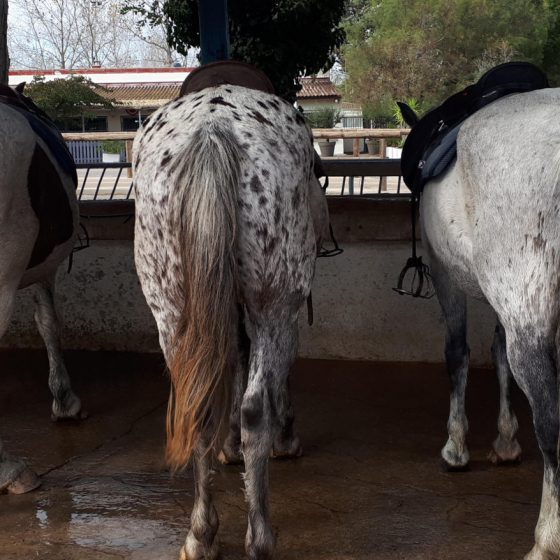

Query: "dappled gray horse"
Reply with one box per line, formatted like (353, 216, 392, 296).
(403, 88, 560, 559)
(0, 85, 83, 494)
(133, 66, 328, 559)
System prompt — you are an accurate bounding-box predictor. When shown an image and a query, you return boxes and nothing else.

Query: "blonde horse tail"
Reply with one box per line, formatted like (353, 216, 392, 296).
(166, 121, 240, 471)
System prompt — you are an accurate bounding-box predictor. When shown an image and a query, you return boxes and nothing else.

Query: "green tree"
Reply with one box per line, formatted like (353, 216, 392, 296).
(24, 75, 114, 121)
(342, 0, 550, 111)
(543, 0, 560, 84)
(123, 0, 346, 102)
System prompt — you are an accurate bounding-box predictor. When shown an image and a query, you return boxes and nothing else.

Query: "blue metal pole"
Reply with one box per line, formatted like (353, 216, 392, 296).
(198, 0, 230, 64)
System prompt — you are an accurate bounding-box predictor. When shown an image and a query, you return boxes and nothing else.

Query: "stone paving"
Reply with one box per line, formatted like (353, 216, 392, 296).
(0, 351, 542, 559)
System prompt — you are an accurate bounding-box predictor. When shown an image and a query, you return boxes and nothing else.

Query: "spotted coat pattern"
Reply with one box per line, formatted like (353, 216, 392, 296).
(133, 84, 328, 560)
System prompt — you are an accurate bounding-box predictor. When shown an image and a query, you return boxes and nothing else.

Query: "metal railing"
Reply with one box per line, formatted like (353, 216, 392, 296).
(76, 159, 408, 201)
(77, 163, 133, 201)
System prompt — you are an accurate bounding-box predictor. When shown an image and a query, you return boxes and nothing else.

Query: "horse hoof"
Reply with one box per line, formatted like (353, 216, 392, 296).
(489, 438, 522, 465)
(5, 466, 41, 495)
(217, 448, 243, 466)
(271, 435, 303, 460)
(180, 534, 219, 560)
(524, 544, 559, 560)
(51, 409, 89, 422)
(271, 443, 303, 460)
(441, 440, 469, 471)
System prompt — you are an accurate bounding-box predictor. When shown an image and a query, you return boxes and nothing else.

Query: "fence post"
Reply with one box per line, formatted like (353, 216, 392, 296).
(379, 139, 387, 192)
(352, 137, 360, 157)
(125, 140, 133, 178)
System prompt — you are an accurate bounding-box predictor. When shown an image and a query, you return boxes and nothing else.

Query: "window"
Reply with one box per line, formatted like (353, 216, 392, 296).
(54, 116, 108, 133)
(121, 115, 142, 132)
(55, 117, 82, 133)
(84, 116, 108, 132)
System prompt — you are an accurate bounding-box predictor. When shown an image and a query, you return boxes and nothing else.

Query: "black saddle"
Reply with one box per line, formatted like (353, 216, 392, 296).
(0, 84, 76, 269)
(400, 62, 549, 195)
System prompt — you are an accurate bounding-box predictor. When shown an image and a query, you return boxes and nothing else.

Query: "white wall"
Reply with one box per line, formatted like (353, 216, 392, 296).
(2, 200, 496, 366)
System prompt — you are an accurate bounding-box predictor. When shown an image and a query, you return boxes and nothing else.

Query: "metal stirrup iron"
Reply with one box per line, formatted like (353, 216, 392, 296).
(393, 195, 434, 299)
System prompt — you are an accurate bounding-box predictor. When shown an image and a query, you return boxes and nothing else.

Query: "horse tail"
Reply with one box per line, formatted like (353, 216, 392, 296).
(166, 121, 241, 471)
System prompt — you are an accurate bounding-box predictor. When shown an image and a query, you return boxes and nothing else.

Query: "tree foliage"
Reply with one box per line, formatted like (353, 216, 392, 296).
(25, 76, 114, 119)
(343, 0, 554, 112)
(123, 0, 346, 101)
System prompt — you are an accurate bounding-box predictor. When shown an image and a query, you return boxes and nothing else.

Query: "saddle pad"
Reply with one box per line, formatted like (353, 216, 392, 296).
(180, 60, 275, 97)
(401, 61, 549, 195)
(26, 143, 74, 269)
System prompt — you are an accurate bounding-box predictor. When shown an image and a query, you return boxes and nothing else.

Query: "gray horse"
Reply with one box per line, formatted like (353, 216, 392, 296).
(133, 80, 328, 559)
(0, 90, 83, 494)
(402, 89, 560, 559)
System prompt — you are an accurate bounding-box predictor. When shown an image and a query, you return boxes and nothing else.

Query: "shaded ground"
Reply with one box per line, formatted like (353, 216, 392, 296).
(0, 351, 541, 559)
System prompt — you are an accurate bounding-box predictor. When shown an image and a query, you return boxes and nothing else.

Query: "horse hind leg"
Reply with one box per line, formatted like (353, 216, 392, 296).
(270, 378, 302, 459)
(432, 265, 470, 470)
(241, 314, 300, 559)
(504, 327, 559, 560)
(488, 321, 522, 464)
(0, 281, 40, 494)
(219, 316, 249, 465)
(33, 275, 84, 421)
(219, 316, 302, 466)
(181, 433, 220, 560)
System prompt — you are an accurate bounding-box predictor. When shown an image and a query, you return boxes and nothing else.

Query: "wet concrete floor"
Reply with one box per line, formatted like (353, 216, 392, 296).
(0, 351, 543, 559)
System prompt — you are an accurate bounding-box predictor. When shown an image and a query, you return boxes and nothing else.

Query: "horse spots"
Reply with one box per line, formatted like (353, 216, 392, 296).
(209, 96, 236, 108)
(259, 195, 267, 206)
(262, 169, 270, 178)
(533, 233, 547, 252)
(161, 152, 172, 166)
(250, 174, 263, 194)
(244, 132, 253, 138)
(256, 225, 269, 239)
(295, 113, 306, 125)
(263, 235, 278, 256)
(267, 99, 281, 110)
(257, 101, 268, 110)
(249, 110, 273, 126)
(242, 395, 263, 429)
(274, 205, 281, 225)
(210, 108, 216, 113)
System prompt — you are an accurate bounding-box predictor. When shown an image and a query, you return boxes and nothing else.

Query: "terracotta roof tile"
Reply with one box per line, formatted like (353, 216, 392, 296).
(97, 75, 340, 108)
(100, 84, 181, 108)
(298, 76, 340, 99)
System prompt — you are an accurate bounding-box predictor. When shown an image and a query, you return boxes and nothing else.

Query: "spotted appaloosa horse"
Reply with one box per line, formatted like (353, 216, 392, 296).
(133, 81, 328, 559)
(0, 86, 83, 494)
(402, 89, 560, 559)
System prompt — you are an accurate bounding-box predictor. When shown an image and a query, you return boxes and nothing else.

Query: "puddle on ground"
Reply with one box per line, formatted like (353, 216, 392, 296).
(32, 473, 191, 556)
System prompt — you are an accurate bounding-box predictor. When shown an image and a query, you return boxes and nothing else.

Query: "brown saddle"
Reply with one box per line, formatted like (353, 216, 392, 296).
(180, 60, 275, 97)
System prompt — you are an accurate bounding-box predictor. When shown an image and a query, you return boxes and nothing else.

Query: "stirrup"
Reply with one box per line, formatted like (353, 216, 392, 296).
(393, 256, 435, 299)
